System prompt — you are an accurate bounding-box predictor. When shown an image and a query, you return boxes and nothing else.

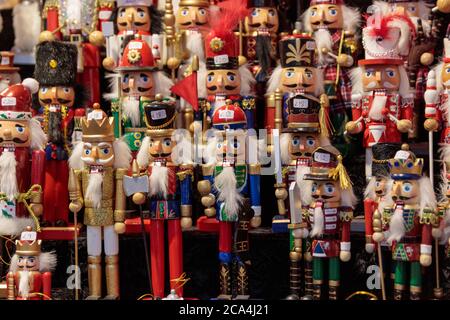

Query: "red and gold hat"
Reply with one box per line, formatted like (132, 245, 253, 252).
(310, 0, 345, 5)
(0, 52, 19, 73)
(212, 100, 247, 130)
(0, 79, 38, 120)
(388, 144, 423, 180)
(116, 35, 157, 72)
(15, 227, 41, 256)
(117, 0, 152, 7)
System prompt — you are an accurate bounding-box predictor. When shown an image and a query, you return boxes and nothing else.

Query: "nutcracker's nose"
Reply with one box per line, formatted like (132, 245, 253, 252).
(217, 74, 224, 88)
(154, 140, 162, 152)
(190, 9, 197, 22)
(91, 147, 99, 159)
(313, 186, 321, 196)
(299, 143, 305, 151)
(392, 183, 401, 195)
(298, 72, 304, 83)
(375, 71, 382, 83)
(127, 11, 134, 24)
(318, 8, 325, 20)
(129, 78, 135, 90)
(3, 129, 11, 140)
(260, 10, 268, 25)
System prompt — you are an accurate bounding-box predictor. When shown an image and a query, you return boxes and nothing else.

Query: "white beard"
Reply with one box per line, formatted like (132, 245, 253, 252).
(310, 204, 324, 237)
(296, 165, 312, 206)
(122, 97, 141, 127)
(149, 165, 168, 198)
(214, 166, 243, 220)
(369, 95, 387, 121)
(18, 270, 30, 298)
(387, 205, 406, 244)
(186, 31, 205, 61)
(85, 173, 103, 209)
(0, 151, 18, 201)
(314, 29, 333, 65)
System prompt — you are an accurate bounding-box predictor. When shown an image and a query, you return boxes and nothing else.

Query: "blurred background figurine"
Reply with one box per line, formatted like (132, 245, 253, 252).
(0, 52, 21, 92)
(12, 0, 41, 55)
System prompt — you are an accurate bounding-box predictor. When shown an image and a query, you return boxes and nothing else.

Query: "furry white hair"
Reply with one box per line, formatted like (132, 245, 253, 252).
(350, 67, 363, 96)
(69, 142, 85, 170)
(137, 136, 151, 169)
(341, 186, 358, 208)
(364, 176, 377, 201)
(185, 31, 205, 61)
(103, 73, 120, 101)
(364, 176, 394, 204)
(419, 176, 437, 214)
(29, 118, 47, 151)
(12, 1, 40, 53)
(0, 216, 34, 236)
(154, 71, 175, 97)
(297, 166, 313, 206)
(239, 64, 256, 96)
(315, 29, 333, 66)
(302, 4, 360, 34)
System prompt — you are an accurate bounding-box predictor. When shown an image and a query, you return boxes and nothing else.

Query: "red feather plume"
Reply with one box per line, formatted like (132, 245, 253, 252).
(366, 12, 416, 40)
(210, 0, 250, 32)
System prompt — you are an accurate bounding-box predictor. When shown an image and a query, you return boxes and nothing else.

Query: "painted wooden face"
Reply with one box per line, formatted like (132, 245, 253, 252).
(206, 69, 241, 96)
(148, 136, 175, 160)
(289, 133, 319, 160)
(361, 65, 401, 92)
(441, 62, 450, 90)
(215, 135, 246, 163)
(311, 180, 341, 203)
(390, 2, 420, 18)
(245, 7, 279, 33)
(391, 179, 419, 205)
(38, 86, 75, 108)
(280, 67, 318, 94)
(375, 177, 388, 197)
(117, 6, 151, 32)
(0, 120, 30, 147)
(81, 142, 115, 167)
(121, 71, 155, 97)
(176, 5, 210, 34)
(309, 4, 343, 30)
(17, 255, 39, 271)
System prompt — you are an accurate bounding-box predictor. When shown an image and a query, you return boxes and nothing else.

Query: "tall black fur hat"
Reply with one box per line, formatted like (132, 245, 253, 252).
(372, 143, 401, 177)
(34, 41, 78, 87)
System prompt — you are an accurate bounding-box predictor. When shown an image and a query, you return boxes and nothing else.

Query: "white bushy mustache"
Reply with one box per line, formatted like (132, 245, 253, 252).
(81, 155, 114, 164)
(366, 81, 396, 89)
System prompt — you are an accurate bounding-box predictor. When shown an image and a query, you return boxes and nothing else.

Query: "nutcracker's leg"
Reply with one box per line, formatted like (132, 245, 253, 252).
(150, 219, 165, 299)
(218, 221, 232, 299)
(86, 226, 102, 300)
(312, 257, 323, 300)
(43, 161, 57, 226)
(409, 262, 422, 300)
(328, 257, 340, 300)
(168, 219, 183, 297)
(365, 148, 373, 181)
(287, 230, 301, 299)
(393, 261, 406, 300)
(104, 225, 120, 300)
(304, 238, 314, 298)
(54, 160, 69, 226)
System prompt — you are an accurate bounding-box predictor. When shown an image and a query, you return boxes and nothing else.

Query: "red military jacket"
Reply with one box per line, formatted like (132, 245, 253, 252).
(7, 271, 52, 300)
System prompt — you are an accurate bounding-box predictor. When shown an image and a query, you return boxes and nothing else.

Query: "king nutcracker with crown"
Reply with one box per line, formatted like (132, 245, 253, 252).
(131, 100, 193, 299)
(68, 105, 131, 299)
(111, 35, 174, 156)
(34, 40, 85, 228)
(301, 0, 360, 156)
(7, 226, 57, 300)
(303, 145, 357, 300)
(373, 145, 437, 300)
(198, 102, 261, 299)
(0, 79, 46, 236)
(195, 0, 256, 132)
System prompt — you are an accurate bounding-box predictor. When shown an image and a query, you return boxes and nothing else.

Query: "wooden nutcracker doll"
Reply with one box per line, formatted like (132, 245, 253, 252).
(277, 96, 331, 299)
(195, 0, 256, 131)
(198, 102, 260, 299)
(301, 0, 361, 156)
(7, 226, 57, 300)
(68, 105, 131, 299)
(347, 15, 414, 179)
(111, 35, 173, 155)
(303, 145, 357, 300)
(34, 41, 84, 228)
(0, 79, 46, 236)
(0, 52, 21, 92)
(436, 144, 450, 250)
(102, 0, 165, 71)
(131, 100, 193, 299)
(374, 144, 437, 300)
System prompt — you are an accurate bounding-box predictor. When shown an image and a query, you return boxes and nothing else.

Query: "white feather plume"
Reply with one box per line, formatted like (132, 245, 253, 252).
(103, 73, 120, 101)
(0, 216, 34, 236)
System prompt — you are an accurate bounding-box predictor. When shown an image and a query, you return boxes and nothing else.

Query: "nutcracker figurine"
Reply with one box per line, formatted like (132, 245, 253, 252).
(374, 144, 437, 300)
(132, 100, 193, 299)
(436, 144, 450, 249)
(301, 0, 361, 156)
(0, 52, 21, 92)
(102, 0, 165, 71)
(7, 226, 57, 300)
(12, 0, 41, 55)
(0, 79, 46, 236)
(196, 0, 256, 131)
(346, 16, 414, 178)
(303, 145, 357, 300)
(112, 35, 173, 155)
(34, 40, 84, 227)
(198, 102, 261, 298)
(68, 105, 131, 299)
(278, 97, 331, 298)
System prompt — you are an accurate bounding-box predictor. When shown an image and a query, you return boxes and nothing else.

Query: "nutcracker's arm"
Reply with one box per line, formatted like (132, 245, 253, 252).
(420, 209, 434, 256)
(114, 169, 127, 224)
(364, 198, 375, 246)
(30, 150, 45, 214)
(178, 164, 194, 228)
(249, 164, 261, 227)
(7, 271, 15, 300)
(340, 31, 358, 67)
(264, 89, 284, 134)
(424, 70, 442, 131)
(42, 272, 52, 300)
(198, 164, 216, 218)
(68, 169, 84, 213)
(400, 94, 414, 122)
(242, 96, 256, 129)
(339, 207, 353, 253)
(346, 94, 364, 134)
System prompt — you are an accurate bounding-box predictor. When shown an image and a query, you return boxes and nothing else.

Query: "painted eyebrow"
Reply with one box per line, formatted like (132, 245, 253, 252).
(207, 72, 214, 76)
(226, 72, 237, 76)
(98, 142, 112, 148)
(15, 124, 24, 127)
(286, 68, 295, 71)
(137, 8, 145, 13)
(304, 68, 313, 73)
(84, 142, 92, 148)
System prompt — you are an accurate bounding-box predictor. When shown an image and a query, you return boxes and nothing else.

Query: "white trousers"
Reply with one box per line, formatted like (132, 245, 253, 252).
(87, 225, 119, 256)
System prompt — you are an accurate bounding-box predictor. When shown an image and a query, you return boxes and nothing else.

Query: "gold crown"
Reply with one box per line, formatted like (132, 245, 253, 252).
(179, 0, 210, 7)
(15, 239, 41, 256)
(81, 104, 115, 142)
(388, 144, 423, 179)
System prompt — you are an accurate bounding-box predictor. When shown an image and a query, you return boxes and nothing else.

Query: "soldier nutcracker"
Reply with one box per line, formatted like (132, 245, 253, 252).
(132, 100, 193, 299)
(34, 40, 84, 227)
(278, 97, 331, 298)
(68, 105, 131, 299)
(302, 0, 361, 156)
(196, 0, 256, 131)
(346, 16, 414, 178)
(7, 226, 57, 300)
(303, 145, 357, 300)
(374, 144, 437, 300)
(0, 79, 46, 236)
(0, 52, 21, 92)
(111, 35, 173, 155)
(198, 102, 261, 298)
(436, 144, 450, 251)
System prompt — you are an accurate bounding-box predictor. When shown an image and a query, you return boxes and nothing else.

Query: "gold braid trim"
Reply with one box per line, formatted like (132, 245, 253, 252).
(340, 210, 353, 222)
(328, 155, 352, 190)
(420, 209, 438, 225)
(176, 169, 194, 181)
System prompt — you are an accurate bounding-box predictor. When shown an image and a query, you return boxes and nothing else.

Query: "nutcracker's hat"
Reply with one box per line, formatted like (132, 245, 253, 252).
(279, 33, 317, 68)
(388, 144, 424, 180)
(34, 41, 77, 87)
(247, 0, 278, 7)
(309, 0, 345, 5)
(211, 100, 247, 131)
(143, 97, 177, 136)
(15, 227, 41, 256)
(0, 52, 19, 73)
(304, 145, 352, 189)
(117, 0, 152, 7)
(372, 143, 401, 177)
(444, 24, 450, 63)
(116, 35, 157, 72)
(81, 104, 115, 142)
(0, 78, 38, 120)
